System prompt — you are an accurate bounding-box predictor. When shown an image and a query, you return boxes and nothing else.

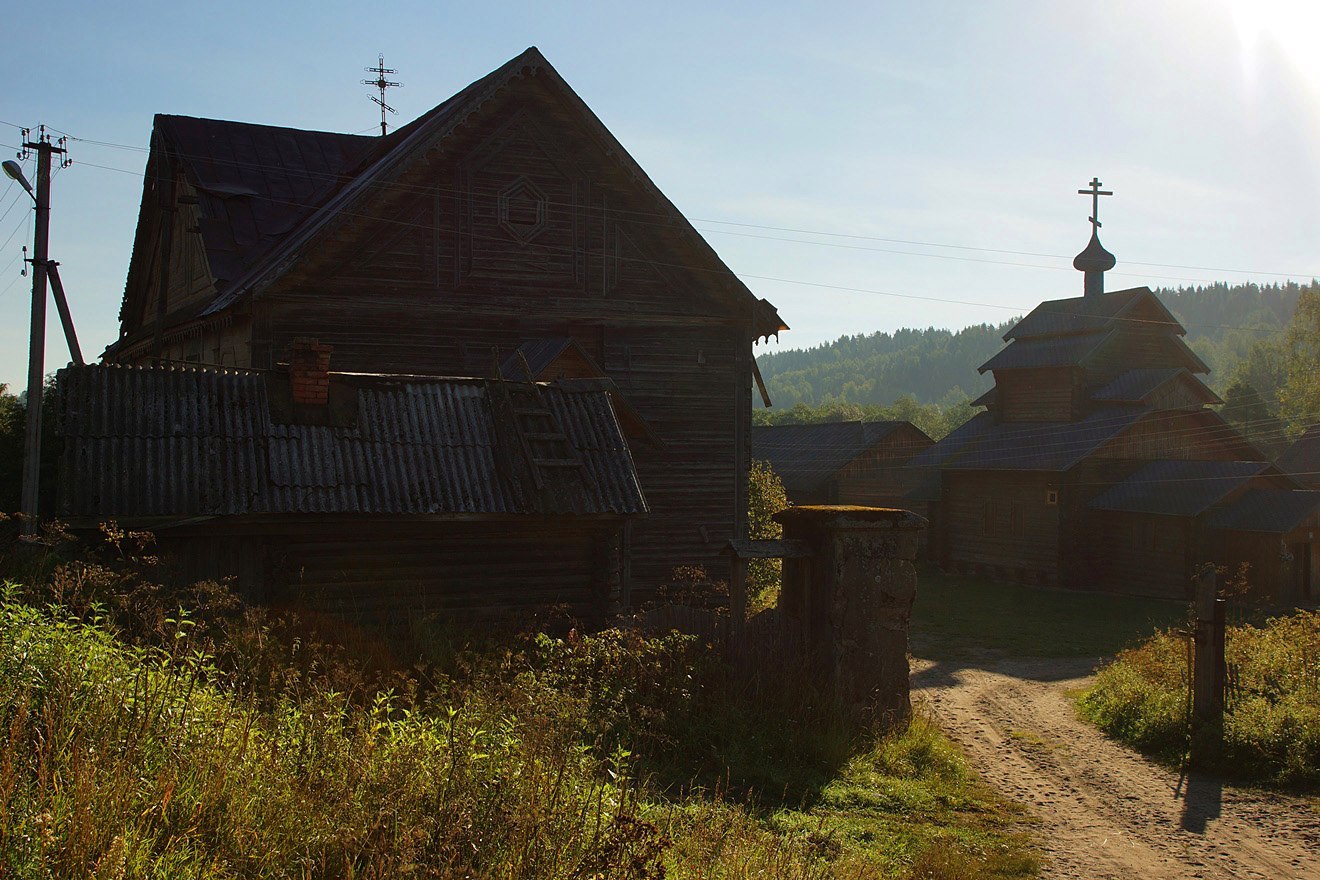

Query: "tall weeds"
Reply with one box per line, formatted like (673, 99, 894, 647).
(1080, 610, 1320, 788)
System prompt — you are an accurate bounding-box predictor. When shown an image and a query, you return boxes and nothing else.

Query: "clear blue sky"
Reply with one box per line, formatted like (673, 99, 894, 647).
(2, 0, 1317, 391)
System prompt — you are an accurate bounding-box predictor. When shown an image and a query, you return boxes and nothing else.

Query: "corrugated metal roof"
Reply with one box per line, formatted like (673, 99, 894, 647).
(908, 407, 1150, 472)
(1276, 424, 1320, 490)
(1087, 460, 1270, 516)
(1003, 287, 1178, 341)
(1203, 489, 1320, 533)
(57, 364, 646, 519)
(978, 330, 1114, 373)
(751, 421, 926, 494)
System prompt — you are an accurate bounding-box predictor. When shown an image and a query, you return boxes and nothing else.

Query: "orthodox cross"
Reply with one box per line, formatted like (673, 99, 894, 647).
(363, 54, 403, 137)
(1078, 177, 1113, 229)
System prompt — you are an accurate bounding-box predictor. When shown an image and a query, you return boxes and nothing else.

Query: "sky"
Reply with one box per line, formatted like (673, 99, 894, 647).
(1, 0, 1318, 391)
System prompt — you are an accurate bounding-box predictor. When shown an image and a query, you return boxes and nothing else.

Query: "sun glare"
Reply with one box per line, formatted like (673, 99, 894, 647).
(1229, 0, 1320, 90)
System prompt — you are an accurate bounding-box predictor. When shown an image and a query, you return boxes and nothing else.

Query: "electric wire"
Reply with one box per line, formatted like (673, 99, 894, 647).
(33, 126, 1320, 281)
(60, 154, 1305, 340)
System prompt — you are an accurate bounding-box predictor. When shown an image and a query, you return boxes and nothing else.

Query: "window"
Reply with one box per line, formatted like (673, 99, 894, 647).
(1045, 489, 1059, 506)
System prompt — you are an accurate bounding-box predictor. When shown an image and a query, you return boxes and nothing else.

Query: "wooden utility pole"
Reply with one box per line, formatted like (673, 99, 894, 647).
(1193, 566, 1226, 723)
(18, 129, 67, 532)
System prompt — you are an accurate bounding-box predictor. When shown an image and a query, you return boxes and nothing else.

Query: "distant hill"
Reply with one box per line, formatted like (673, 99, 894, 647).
(755, 281, 1309, 410)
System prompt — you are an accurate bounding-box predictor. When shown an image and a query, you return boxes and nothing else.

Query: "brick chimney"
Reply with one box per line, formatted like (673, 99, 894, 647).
(289, 337, 333, 405)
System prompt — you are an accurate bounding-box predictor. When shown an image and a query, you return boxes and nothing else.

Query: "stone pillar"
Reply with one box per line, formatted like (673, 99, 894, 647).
(773, 505, 927, 729)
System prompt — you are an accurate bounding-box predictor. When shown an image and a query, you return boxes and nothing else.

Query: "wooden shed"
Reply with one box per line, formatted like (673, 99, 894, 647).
(750, 420, 933, 512)
(1277, 425, 1320, 490)
(56, 357, 648, 623)
(100, 47, 785, 601)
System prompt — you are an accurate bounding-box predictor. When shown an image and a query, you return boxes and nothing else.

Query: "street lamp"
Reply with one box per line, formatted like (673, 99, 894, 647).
(3, 160, 34, 199)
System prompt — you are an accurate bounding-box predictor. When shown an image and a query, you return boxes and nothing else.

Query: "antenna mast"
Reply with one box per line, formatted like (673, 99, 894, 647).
(362, 54, 403, 136)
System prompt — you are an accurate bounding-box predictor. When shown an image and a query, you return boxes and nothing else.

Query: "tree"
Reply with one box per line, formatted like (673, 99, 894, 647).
(1279, 283, 1320, 438)
(746, 459, 788, 610)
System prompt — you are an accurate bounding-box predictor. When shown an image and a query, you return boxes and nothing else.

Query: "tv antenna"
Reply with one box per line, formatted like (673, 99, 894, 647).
(363, 54, 403, 136)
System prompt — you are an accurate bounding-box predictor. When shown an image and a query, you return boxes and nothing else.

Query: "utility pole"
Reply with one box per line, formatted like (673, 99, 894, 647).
(15, 127, 68, 532)
(363, 54, 402, 136)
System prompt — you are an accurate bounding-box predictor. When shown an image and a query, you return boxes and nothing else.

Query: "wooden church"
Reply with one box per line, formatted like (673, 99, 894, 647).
(914, 182, 1318, 602)
(70, 47, 787, 611)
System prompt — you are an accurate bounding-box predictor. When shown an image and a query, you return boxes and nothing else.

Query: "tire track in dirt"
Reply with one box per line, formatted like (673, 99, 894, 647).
(912, 656, 1320, 880)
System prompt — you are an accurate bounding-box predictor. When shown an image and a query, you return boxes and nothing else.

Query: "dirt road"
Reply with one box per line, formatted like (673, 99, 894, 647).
(911, 656, 1320, 880)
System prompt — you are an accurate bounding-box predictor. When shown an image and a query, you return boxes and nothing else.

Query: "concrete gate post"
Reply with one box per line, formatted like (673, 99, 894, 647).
(773, 505, 928, 728)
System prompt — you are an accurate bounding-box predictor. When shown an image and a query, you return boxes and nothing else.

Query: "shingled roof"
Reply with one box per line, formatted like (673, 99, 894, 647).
(751, 421, 927, 494)
(907, 407, 1150, 472)
(57, 364, 647, 521)
(1003, 286, 1181, 341)
(1202, 489, 1320, 533)
(1086, 460, 1272, 517)
(1091, 367, 1222, 406)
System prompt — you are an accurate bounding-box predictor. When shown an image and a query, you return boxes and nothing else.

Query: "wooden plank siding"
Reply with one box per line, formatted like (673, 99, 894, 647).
(943, 471, 1061, 583)
(993, 368, 1083, 422)
(265, 521, 621, 626)
(1086, 512, 1194, 597)
(247, 81, 753, 599)
(105, 59, 775, 612)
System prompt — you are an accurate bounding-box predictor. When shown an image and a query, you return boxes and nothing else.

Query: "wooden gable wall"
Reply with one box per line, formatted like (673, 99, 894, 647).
(238, 73, 756, 597)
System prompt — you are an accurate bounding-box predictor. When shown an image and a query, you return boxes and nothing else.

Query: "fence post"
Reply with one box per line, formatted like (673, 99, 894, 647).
(1193, 566, 1226, 724)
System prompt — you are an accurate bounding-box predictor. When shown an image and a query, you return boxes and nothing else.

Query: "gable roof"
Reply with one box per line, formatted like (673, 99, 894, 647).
(115, 47, 785, 352)
(160, 117, 375, 292)
(1091, 368, 1222, 406)
(57, 363, 647, 520)
(978, 329, 1113, 373)
(1086, 460, 1272, 517)
(751, 421, 927, 494)
(908, 407, 1151, 472)
(1203, 489, 1320, 533)
(1276, 424, 1320, 489)
(1003, 286, 1182, 341)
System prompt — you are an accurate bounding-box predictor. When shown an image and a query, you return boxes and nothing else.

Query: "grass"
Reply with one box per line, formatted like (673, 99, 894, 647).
(0, 580, 1037, 879)
(910, 566, 1188, 659)
(1079, 610, 1320, 789)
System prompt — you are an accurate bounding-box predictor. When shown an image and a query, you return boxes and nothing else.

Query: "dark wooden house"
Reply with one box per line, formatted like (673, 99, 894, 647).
(1277, 424, 1320, 490)
(750, 421, 933, 512)
(914, 212, 1319, 600)
(100, 47, 785, 600)
(56, 354, 647, 622)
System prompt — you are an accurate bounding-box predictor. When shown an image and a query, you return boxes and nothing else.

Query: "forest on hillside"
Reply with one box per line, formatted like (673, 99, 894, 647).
(756, 282, 1306, 410)
(754, 281, 1317, 449)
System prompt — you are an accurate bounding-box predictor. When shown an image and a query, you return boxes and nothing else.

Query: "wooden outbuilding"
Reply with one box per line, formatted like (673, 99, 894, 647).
(99, 47, 785, 602)
(750, 420, 933, 512)
(1277, 424, 1320, 490)
(56, 355, 647, 623)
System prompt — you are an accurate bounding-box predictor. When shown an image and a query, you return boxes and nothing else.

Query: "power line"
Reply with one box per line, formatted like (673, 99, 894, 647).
(62, 155, 1304, 340)
(33, 127, 1320, 282)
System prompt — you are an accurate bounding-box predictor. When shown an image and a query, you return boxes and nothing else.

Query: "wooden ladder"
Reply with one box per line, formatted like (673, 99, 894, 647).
(502, 380, 584, 492)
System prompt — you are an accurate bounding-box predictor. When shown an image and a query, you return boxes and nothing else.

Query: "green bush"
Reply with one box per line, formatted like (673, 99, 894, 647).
(1080, 611, 1320, 788)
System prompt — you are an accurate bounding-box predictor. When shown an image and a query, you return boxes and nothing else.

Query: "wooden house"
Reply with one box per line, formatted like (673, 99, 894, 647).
(914, 214, 1319, 600)
(99, 47, 785, 602)
(750, 421, 933, 513)
(1277, 425, 1320, 490)
(56, 353, 647, 622)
